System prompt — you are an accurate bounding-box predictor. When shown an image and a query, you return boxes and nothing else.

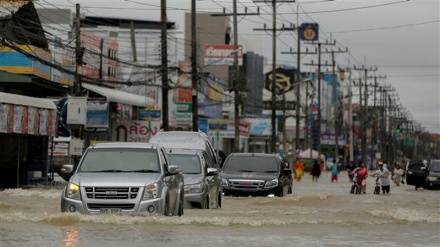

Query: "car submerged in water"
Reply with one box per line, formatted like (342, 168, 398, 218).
(221, 153, 292, 197)
(60, 142, 185, 216)
(166, 148, 222, 209)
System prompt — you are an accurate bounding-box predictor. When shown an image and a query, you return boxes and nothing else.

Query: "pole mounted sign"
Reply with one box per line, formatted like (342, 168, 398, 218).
(300, 23, 319, 41)
(265, 68, 296, 95)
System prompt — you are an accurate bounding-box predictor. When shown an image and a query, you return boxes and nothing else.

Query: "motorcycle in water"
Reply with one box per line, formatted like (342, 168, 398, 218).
(373, 176, 381, 194)
(350, 174, 359, 194)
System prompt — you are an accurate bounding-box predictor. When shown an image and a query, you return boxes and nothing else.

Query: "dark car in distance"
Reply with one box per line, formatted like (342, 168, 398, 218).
(221, 153, 292, 197)
(425, 160, 440, 190)
(406, 162, 427, 189)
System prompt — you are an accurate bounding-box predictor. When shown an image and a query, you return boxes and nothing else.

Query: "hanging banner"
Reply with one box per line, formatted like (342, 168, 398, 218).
(13, 105, 24, 134)
(0, 104, 8, 133)
(27, 107, 36, 135)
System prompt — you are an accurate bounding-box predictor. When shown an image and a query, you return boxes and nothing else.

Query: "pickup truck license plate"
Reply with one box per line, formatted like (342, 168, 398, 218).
(239, 182, 252, 187)
(99, 208, 121, 214)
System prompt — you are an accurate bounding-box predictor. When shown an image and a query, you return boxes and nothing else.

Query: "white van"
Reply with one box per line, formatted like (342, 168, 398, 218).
(149, 130, 221, 169)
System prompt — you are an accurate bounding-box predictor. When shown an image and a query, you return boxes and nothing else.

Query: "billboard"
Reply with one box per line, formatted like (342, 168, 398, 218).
(204, 44, 243, 66)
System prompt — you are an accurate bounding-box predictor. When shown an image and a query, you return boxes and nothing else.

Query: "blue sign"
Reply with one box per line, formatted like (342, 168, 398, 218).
(138, 110, 161, 120)
(300, 23, 319, 41)
(209, 123, 227, 131)
(198, 118, 208, 134)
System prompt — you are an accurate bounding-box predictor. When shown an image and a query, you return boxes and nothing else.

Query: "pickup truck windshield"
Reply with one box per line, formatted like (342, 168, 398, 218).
(223, 156, 279, 173)
(167, 154, 202, 174)
(78, 148, 159, 173)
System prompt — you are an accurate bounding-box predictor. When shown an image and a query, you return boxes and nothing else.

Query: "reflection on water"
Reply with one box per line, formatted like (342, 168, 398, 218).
(0, 172, 439, 247)
(63, 227, 78, 247)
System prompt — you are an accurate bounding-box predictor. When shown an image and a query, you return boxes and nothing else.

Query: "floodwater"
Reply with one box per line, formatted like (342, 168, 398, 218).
(1, 172, 439, 247)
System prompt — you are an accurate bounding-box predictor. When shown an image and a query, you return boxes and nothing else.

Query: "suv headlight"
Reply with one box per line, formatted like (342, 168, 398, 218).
(65, 183, 81, 200)
(184, 183, 204, 194)
(222, 178, 228, 187)
(264, 178, 278, 188)
(142, 183, 157, 200)
(427, 176, 437, 181)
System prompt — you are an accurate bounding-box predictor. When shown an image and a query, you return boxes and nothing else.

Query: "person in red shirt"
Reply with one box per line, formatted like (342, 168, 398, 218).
(352, 161, 368, 194)
(292, 158, 305, 182)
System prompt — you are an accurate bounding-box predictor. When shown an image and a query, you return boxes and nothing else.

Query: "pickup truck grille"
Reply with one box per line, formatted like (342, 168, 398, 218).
(88, 203, 135, 210)
(85, 187, 139, 199)
(228, 179, 265, 189)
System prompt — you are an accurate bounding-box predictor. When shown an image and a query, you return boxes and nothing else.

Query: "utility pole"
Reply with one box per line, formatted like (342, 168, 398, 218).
(191, 0, 198, 131)
(73, 3, 81, 96)
(303, 40, 336, 161)
(280, 47, 317, 153)
(161, 0, 169, 130)
(254, 0, 295, 154)
(130, 22, 137, 62)
(354, 64, 377, 168)
(212, 4, 259, 152)
(371, 75, 385, 167)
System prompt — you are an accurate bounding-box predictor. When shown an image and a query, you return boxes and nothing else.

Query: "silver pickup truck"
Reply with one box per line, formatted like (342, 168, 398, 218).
(60, 142, 184, 216)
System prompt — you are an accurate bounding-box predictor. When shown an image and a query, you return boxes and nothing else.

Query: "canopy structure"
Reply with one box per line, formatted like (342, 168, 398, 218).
(297, 148, 325, 161)
(82, 83, 154, 108)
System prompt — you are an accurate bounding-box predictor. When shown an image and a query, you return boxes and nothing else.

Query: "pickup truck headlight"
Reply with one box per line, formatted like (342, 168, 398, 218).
(222, 178, 228, 187)
(427, 176, 437, 181)
(184, 183, 204, 194)
(66, 183, 81, 200)
(142, 183, 157, 200)
(264, 178, 278, 188)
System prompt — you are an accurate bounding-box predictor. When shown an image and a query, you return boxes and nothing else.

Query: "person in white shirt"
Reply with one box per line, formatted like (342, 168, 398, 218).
(371, 161, 391, 194)
(392, 163, 404, 186)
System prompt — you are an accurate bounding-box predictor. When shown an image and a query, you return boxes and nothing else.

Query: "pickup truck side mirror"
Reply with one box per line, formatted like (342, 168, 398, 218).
(61, 164, 74, 174)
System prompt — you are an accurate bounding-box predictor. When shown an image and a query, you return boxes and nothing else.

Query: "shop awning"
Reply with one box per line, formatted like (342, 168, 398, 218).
(0, 92, 57, 137)
(82, 83, 154, 108)
(0, 92, 57, 110)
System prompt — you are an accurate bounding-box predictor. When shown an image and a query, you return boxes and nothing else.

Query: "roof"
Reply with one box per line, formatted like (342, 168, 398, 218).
(91, 142, 159, 149)
(0, 92, 57, 110)
(82, 83, 154, 107)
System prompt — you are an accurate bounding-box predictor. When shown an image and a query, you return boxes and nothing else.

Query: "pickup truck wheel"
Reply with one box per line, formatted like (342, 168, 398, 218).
(164, 195, 170, 216)
(178, 193, 184, 217)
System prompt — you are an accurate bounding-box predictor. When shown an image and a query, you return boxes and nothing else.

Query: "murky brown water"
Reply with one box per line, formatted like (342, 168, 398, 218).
(1, 172, 439, 247)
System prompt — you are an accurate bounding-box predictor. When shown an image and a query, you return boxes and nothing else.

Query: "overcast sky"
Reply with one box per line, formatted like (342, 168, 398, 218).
(33, 0, 440, 133)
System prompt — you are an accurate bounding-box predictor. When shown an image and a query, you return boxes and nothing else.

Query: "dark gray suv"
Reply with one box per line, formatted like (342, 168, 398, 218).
(221, 153, 292, 197)
(166, 148, 222, 209)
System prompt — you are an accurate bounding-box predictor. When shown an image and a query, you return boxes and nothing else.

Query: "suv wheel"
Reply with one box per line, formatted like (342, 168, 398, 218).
(203, 197, 209, 209)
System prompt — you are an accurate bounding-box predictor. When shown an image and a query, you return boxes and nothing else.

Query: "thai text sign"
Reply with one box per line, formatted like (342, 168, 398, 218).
(112, 120, 160, 143)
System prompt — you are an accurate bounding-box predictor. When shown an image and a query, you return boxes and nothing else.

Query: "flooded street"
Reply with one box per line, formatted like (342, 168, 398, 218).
(1, 171, 439, 247)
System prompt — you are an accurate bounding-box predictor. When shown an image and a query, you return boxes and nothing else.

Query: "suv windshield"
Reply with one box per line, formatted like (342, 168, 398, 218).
(223, 156, 279, 173)
(78, 148, 159, 172)
(429, 161, 440, 172)
(168, 154, 201, 174)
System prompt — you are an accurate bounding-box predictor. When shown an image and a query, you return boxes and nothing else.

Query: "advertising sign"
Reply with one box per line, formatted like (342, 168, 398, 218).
(207, 119, 251, 139)
(86, 101, 109, 128)
(204, 44, 243, 66)
(245, 118, 273, 136)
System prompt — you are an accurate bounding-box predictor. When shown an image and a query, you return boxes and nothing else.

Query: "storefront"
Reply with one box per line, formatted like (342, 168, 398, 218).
(0, 92, 58, 188)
